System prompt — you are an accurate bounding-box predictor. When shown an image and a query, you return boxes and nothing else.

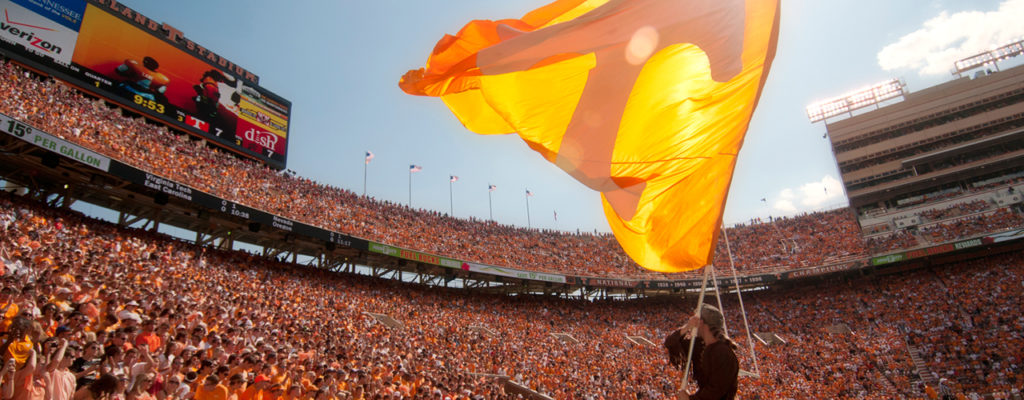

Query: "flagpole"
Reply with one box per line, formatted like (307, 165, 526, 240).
(488, 185, 493, 221)
(525, 190, 532, 229)
(363, 161, 367, 197)
(449, 178, 454, 216)
(408, 169, 412, 207)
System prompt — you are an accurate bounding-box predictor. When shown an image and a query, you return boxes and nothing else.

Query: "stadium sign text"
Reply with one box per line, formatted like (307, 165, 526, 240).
(144, 173, 193, 201)
(368, 242, 460, 269)
(953, 238, 983, 250)
(785, 263, 857, 279)
(871, 253, 906, 266)
(88, 0, 259, 83)
(0, 112, 110, 171)
(906, 243, 954, 259)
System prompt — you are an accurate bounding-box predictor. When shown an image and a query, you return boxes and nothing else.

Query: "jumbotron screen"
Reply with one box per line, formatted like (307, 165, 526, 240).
(0, 0, 291, 168)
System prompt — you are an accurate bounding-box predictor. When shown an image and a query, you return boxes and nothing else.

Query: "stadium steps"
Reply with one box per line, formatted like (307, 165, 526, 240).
(905, 341, 938, 387)
(550, 332, 580, 344)
(362, 312, 404, 329)
(911, 230, 931, 245)
(466, 373, 555, 400)
(854, 337, 903, 396)
(625, 335, 657, 347)
(469, 325, 499, 337)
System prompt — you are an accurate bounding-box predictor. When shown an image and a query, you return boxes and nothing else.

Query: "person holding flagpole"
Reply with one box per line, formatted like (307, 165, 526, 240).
(664, 304, 739, 400)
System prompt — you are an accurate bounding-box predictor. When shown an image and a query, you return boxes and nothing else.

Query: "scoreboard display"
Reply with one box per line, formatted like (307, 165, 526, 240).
(0, 0, 291, 168)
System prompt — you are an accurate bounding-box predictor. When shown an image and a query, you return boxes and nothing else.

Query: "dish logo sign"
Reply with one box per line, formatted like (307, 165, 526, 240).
(236, 118, 285, 157)
(0, 1, 81, 66)
(242, 127, 279, 152)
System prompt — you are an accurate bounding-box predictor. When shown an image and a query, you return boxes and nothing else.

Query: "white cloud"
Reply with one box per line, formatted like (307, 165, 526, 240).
(877, 0, 1024, 75)
(773, 198, 797, 214)
(771, 176, 844, 215)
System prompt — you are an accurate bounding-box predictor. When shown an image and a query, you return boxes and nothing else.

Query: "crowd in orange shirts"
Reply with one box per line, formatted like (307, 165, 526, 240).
(0, 62, 924, 279)
(865, 230, 920, 254)
(1, 192, 1022, 399)
(919, 200, 991, 222)
(920, 209, 1024, 243)
(3, 59, 1022, 281)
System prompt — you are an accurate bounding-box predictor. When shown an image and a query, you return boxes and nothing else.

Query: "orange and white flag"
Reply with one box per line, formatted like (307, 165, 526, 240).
(401, 0, 780, 272)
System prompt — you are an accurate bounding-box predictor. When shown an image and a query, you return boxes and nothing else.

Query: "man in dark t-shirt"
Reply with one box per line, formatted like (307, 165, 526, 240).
(664, 304, 739, 400)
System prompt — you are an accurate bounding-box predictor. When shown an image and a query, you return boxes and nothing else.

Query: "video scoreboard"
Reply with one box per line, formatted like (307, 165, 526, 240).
(0, 0, 291, 168)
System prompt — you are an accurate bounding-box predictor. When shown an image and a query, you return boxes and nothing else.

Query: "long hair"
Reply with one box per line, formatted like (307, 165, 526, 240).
(699, 304, 737, 350)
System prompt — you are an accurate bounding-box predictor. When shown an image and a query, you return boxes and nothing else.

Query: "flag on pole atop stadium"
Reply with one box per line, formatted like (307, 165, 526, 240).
(365, 151, 374, 164)
(401, 0, 781, 273)
(450, 175, 459, 182)
(526, 189, 534, 197)
(410, 165, 422, 172)
(488, 184, 497, 192)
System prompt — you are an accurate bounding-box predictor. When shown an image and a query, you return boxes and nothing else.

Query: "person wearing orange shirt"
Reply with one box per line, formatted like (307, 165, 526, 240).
(134, 320, 162, 353)
(194, 374, 230, 400)
(225, 374, 246, 400)
(0, 288, 21, 333)
(239, 375, 271, 400)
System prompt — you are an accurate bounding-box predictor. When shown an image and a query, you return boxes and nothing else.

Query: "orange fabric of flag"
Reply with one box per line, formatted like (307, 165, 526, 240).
(401, 0, 780, 272)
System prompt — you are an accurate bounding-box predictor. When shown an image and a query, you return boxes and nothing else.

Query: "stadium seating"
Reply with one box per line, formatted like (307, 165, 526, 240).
(1, 192, 1021, 399)
(5, 59, 1023, 283)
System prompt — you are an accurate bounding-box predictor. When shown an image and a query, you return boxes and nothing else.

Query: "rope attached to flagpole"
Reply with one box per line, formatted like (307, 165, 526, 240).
(681, 265, 712, 390)
(722, 226, 761, 378)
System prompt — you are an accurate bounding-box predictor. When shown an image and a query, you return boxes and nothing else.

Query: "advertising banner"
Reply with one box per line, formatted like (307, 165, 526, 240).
(2, 111, 363, 253)
(367, 242, 462, 269)
(870, 233, 1012, 267)
(0, 111, 110, 171)
(462, 262, 567, 283)
(366, 243, 569, 284)
(0, 0, 291, 167)
(0, 0, 85, 66)
(987, 228, 1024, 243)
(871, 252, 906, 266)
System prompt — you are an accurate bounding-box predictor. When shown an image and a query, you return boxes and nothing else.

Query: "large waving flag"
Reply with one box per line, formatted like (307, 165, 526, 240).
(401, 0, 780, 272)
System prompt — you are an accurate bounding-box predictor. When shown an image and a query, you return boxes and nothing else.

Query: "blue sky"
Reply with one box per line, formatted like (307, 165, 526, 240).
(116, 0, 1022, 233)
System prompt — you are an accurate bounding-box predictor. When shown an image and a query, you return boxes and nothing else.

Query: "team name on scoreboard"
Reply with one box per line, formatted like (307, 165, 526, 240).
(89, 0, 259, 84)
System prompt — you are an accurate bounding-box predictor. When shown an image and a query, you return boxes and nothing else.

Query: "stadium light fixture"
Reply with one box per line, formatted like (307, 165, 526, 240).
(806, 79, 906, 123)
(953, 38, 1024, 76)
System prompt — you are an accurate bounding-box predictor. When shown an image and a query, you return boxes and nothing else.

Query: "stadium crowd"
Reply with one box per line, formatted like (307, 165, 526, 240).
(0, 61, 885, 280)
(918, 200, 991, 222)
(865, 230, 920, 254)
(920, 209, 1024, 243)
(1, 192, 1022, 399)
(3, 60, 1023, 281)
